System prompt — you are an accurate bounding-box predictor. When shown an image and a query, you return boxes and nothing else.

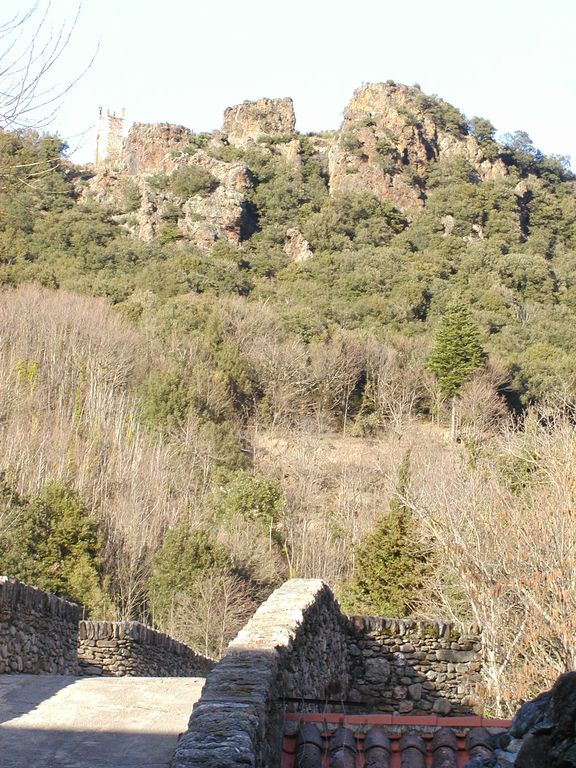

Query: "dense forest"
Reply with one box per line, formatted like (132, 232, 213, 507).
(0, 82, 575, 714)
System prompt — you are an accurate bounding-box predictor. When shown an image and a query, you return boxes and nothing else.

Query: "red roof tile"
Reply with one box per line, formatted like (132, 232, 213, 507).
(282, 714, 510, 768)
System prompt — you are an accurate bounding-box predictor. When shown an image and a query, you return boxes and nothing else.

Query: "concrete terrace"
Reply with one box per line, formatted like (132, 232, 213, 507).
(0, 674, 205, 768)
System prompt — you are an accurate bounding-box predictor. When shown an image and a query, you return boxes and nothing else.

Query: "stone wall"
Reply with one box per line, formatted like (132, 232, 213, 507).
(78, 621, 214, 677)
(171, 580, 485, 768)
(171, 579, 350, 768)
(0, 576, 79, 674)
(347, 616, 482, 715)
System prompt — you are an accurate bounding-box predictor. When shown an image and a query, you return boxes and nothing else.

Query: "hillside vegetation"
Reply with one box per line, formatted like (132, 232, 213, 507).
(0, 83, 575, 712)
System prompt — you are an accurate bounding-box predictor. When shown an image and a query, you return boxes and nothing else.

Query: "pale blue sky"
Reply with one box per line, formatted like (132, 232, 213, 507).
(4, 0, 576, 166)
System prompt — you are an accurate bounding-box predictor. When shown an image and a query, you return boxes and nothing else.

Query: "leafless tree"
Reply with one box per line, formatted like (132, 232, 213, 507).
(409, 407, 576, 714)
(0, 2, 92, 131)
(309, 331, 364, 434)
(162, 572, 258, 658)
(0, 285, 222, 618)
(456, 369, 508, 450)
(363, 335, 430, 431)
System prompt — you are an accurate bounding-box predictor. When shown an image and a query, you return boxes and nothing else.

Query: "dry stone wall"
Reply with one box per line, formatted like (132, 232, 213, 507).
(171, 579, 350, 768)
(347, 616, 482, 715)
(0, 576, 213, 678)
(0, 576, 79, 674)
(78, 621, 214, 677)
(171, 580, 485, 768)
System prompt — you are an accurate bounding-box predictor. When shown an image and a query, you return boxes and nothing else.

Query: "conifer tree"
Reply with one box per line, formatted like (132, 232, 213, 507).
(340, 451, 428, 616)
(427, 300, 486, 438)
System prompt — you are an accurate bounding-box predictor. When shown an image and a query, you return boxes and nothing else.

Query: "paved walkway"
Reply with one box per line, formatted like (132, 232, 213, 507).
(0, 674, 205, 768)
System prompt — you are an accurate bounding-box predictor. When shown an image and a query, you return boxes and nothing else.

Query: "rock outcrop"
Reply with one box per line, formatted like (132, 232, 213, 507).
(86, 83, 517, 250)
(284, 228, 312, 262)
(222, 97, 296, 147)
(123, 122, 192, 175)
(328, 82, 435, 214)
(85, 128, 254, 249)
(461, 672, 576, 767)
(328, 82, 507, 214)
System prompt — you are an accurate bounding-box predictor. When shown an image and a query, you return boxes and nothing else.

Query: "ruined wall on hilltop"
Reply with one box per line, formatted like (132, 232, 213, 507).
(95, 109, 127, 166)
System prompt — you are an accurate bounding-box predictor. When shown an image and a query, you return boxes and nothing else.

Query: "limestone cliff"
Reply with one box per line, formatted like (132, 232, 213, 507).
(222, 97, 296, 147)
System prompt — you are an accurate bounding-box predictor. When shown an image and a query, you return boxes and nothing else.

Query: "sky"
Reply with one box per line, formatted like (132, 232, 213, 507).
(3, 0, 576, 166)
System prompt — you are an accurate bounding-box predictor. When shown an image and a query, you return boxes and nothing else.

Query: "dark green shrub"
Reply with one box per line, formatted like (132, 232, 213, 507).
(169, 165, 219, 198)
(122, 183, 141, 212)
(0, 481, 110, 615)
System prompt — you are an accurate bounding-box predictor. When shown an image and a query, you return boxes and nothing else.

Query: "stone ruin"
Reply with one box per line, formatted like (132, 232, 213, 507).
(95, 108, 127, 167)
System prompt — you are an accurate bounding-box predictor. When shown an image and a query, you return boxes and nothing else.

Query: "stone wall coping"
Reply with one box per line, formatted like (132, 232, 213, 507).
(0, 575, 80, 623)
(349, 615, 481, 637)
(78, 620, 208, 657)
(172, 578, 344, 768)
(229, 578, 330, 652)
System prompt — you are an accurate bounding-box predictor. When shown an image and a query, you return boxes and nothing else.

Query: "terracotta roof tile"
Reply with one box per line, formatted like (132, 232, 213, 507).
(282, 714, 510, 768)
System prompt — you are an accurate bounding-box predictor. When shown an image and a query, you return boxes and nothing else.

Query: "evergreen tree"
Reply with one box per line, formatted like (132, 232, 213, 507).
(0, 482, 110, 615)
(340, 451, 428, 616)
(427, 301, 486, 439)
(427, 300, 486, 398)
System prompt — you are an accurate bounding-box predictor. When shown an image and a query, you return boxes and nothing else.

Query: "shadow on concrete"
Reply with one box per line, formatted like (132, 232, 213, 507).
(0, 674, 78, 724)
(0, 725, 180, 768)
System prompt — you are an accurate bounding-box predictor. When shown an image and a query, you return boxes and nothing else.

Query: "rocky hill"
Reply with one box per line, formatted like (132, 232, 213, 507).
(85, 82, 516, 250)
(1, 78, 575, 714)
(328, 81, 508, 214)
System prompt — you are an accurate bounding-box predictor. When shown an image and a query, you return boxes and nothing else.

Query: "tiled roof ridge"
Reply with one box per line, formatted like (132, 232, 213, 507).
(282, 715, 512, 768)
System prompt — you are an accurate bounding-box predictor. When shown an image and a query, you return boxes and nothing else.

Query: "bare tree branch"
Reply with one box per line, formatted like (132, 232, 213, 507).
(0, 2, 96, 131)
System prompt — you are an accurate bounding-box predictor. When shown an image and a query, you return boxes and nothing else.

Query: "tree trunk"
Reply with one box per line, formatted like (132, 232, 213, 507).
(450, 397, 457, 441)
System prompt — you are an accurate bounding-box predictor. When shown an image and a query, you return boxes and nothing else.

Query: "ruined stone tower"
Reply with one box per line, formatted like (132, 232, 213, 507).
(95, 108, 127, 166)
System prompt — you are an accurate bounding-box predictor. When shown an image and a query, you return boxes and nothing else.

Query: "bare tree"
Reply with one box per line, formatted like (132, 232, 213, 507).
(363, 335, 429, 431)
(409, 407, 576, 714)
(309, 331, 364, 434)
(0, 285, 225, 618)
(163, 572, 258, 658)
(456, 369, 508, 450)
(0, 2, 92, 131)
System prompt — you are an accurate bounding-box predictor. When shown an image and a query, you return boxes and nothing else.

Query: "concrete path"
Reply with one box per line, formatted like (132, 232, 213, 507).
(0, 674, 205, 768)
